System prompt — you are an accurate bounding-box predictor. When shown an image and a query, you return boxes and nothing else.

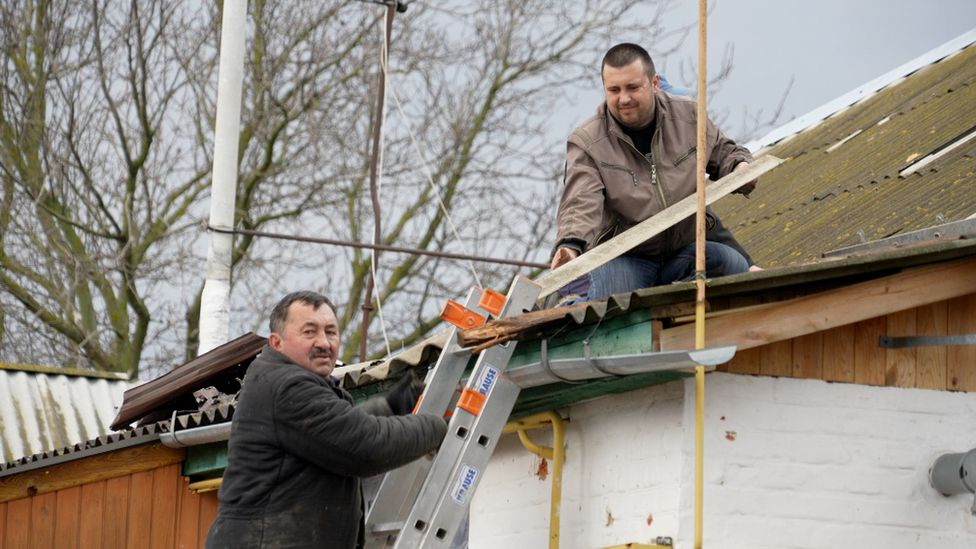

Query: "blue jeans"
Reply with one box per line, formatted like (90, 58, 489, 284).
(588, 241, 749, 300)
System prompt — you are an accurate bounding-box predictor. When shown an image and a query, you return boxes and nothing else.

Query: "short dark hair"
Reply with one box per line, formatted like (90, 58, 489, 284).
(269, 291, 337, 334)
(602, 43, 656, 81)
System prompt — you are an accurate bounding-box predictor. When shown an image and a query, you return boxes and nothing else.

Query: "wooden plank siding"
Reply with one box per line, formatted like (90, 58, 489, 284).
(0, 448, 219, 549)
(716, 293, 976, 392)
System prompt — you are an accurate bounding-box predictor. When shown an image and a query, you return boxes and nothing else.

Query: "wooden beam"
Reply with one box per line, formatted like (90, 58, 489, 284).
(659, 257, 976, 353)
(535, 155, 784, 297)
(916, 302, 948, 389)
(854, 317, 886, 386)
(948, 293, 976, 391)
(885, 309, 917, 387)
(0, 443, 185, 504)
(822, 324, 855, 382)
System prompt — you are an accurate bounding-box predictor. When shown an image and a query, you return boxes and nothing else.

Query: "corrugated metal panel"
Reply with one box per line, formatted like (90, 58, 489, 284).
(0, 367, 134, 465)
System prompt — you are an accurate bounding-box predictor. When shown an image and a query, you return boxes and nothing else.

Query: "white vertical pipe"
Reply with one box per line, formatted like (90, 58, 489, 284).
(199, 0, 247, 355)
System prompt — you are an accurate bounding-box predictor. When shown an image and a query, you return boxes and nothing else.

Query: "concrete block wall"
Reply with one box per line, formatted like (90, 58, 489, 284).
(469, 373, 976, 548)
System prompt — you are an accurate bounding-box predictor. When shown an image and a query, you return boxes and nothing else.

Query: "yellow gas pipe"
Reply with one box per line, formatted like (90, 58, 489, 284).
(503, 411, 566, 549)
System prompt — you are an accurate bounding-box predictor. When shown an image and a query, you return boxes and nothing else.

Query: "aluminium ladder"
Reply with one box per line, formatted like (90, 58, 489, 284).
(365, 275, 541, 548)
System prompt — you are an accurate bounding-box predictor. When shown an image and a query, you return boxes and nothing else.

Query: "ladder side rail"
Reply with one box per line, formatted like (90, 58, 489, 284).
(364, 289, 484, 545)
(394, 277, 540, 548)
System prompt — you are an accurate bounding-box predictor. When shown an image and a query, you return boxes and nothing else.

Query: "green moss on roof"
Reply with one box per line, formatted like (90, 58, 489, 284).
(715, 43, 976, 267)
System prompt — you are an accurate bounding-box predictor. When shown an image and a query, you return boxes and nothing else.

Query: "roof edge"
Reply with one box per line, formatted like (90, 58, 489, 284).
(0, 361, 132, 381)
(746, 28, 976, 153)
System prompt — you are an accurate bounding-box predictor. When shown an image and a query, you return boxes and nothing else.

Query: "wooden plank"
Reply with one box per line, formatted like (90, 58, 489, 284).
(29, 492, 56, 549)
(885, 309, 917, 387)
(792, 332, 823, 379)
(102, 476, 129, 549)
(0, 443, 185, 503)
(724, 346, 761, 374)
(0, 501, 6, 549)
(54, 486, 81, 549)
(947, 293, 976, 391)
(77, 481, 105, 549)
(660, 257, 976, 353)
(175, 478, 201, 549)
(125, 472, 153, 548)
(5, 497, 31, 549)
(854, 317, 886, 386)
(536, 155, 784, 296)
(822, 324, 855, 382)
(760, 340, 793, 377)
(916, 301, 948, 390)
(198, 491, 220, 543)
(149, 465, 179, 549)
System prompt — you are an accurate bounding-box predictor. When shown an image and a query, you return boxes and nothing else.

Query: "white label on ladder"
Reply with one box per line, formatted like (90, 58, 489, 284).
(450, 464, 479, 505)
(476, 366, 499, 396)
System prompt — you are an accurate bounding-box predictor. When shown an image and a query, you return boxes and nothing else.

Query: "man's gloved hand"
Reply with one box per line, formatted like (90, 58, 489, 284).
(386, 370, 425, 416)
(731, 161, 757, 198)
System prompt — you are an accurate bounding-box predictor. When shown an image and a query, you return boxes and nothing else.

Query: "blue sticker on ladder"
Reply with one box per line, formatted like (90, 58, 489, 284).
(476, 366, 499, 396)
(451, 464, 479, 505)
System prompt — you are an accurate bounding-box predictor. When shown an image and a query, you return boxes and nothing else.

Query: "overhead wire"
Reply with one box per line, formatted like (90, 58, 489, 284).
(379, 44, 484, 291)
(362, 0, 492, 360)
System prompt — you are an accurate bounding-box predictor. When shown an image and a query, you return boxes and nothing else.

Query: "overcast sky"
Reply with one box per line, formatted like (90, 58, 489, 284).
(563, 0, 976, 141)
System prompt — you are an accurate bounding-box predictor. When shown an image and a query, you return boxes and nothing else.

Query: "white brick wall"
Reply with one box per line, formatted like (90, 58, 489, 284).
(469, 372, 976, 549)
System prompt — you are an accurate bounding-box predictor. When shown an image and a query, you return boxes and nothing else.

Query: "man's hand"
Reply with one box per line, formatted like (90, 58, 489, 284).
(386, 370, 424, 416)
(550, 246, 580, 270)
(731, 161, 757, 197)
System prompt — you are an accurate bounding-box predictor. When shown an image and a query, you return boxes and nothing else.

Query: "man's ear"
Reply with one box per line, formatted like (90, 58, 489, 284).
(651, 73, 661, 93)
(268, 332, 283, 351)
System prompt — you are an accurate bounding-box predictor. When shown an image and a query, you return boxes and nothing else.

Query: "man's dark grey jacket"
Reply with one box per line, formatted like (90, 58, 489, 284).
(206, 346, 447, 549)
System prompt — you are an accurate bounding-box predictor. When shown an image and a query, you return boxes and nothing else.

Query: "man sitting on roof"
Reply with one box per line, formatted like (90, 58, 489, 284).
(551, 43, 759, 301)
(206, 291, 446, 549)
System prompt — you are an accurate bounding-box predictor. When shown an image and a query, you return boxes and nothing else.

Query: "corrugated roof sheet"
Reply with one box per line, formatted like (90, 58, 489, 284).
(714, 36, 976, 268)
(0, 364, 133, 465)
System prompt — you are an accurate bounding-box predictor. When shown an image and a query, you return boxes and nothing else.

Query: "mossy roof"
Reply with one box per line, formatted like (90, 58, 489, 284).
(713, 41, 976, 267)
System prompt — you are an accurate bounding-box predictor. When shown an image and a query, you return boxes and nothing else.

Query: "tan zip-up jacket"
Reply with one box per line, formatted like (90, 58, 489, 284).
(554, 92, 753, 259)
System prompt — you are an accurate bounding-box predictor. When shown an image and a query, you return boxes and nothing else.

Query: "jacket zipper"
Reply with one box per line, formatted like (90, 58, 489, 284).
(618, 139, 669, 210)
(648, 131, 674, 255)
(599, 161, 638, 186)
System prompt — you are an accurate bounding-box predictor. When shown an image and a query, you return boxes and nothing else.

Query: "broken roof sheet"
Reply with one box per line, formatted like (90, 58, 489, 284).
(714, 33, 976, 268)
(109, 332, 265, 430)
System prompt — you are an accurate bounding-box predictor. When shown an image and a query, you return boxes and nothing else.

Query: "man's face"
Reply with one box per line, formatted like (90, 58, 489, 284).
(269, 301, 340, 376)
(603, 60, 660, 128)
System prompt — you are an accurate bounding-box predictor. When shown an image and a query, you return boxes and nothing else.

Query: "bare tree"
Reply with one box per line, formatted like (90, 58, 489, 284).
(0, 0, 702, 376)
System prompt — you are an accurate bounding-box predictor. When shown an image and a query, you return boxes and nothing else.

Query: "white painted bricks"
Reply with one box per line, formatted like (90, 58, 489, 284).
(469, 373, 976, 549)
